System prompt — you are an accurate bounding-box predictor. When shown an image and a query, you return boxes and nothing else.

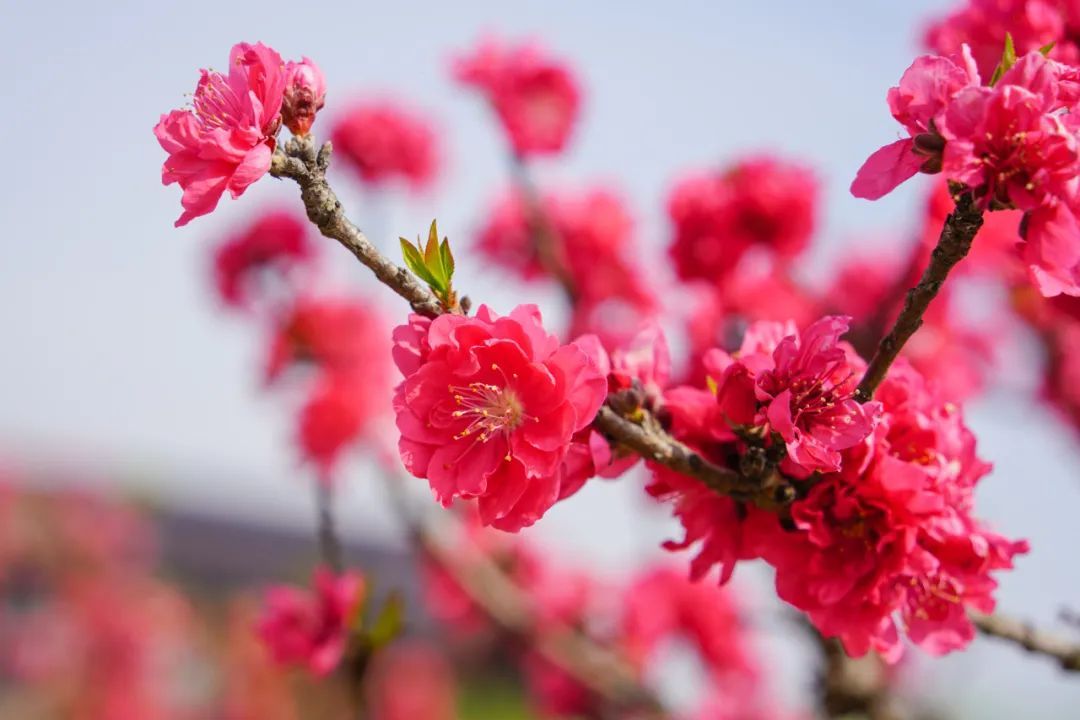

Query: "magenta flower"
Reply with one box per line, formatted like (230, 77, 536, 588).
(668, 156, 820, 284)
(392, 305, 606, 531)
(474, 187, 656, 336)
(282, 57, 327, 136)
(257, 567, 364, 676)
(454, 37, 581, 157)
(708, 316, 880, 477)
(154, 42, 287, 226)
(329, 101, 439, 189)
(764, 361, 1028, 661)
(212, 210, 315, 310)
(851, 47, 979, 200)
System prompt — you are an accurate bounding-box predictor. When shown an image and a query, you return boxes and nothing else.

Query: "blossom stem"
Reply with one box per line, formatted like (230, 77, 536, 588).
(509, 153, 579, 302)
(972, 612, 1080, 672)
(594, 406, 792, 508)
(379, 474, 668, 718)
(270, 135, 444, 318)
(854, 188, 983, 402)
(315, 479, 343, 574)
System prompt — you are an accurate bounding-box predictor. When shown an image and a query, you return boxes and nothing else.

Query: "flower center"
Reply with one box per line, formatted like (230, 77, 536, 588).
(192, 71, 244, 130)
(450, 382, 528, 443)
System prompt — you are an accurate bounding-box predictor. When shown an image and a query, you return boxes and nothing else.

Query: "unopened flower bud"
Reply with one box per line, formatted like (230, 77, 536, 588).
(282, 57, 326, 136)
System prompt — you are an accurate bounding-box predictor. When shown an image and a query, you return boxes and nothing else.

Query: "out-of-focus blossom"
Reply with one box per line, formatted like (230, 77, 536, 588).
(265, 297, 393, 476)
(367, 641, 458, 720)
(622, 567, 759, 690)
(925, 0, 1080, 77)
(392, 305, 606, 531)
(213, 211, 316, 310)
(154, 42, 287, 226)
(330, 101, 439, 189)
(474, 187, 657, 342)
(454, 37, 581, 157)
(257, 566, 365, 676)
(282, 57, 327, 136)
(668, 157, 819, 285)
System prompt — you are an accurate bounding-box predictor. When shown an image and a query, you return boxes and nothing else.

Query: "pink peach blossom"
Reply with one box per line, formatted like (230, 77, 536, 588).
(454, 37, 581, 157)
(257, 567, 364, 676)
(154, 42, 287, 226)
(393, 304, 606, 530)
(282, 57, 327, 136)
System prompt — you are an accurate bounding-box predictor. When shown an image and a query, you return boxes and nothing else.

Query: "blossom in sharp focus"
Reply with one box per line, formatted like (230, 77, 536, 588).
(454, 37, 581, 157)
(668, 156, 819, 285)
(850, 46, 980, 200)
(257, 567, 364, 676)
(212, 210, 315, 310)
(282, 57, 327, 136)
(706, 316, 880, 477)
(854, 47, 1080, 297)
(392, 304, 606, 531)
(154, 42, 287, 226)
(329, 101, 439, 189)
(941, 52, 1080, 295)
(762, 360, 1028, 661)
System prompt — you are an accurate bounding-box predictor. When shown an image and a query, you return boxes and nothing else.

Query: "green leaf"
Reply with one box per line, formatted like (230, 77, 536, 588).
(989, 32, 1017, 86)
(366, 592, 405, 651)
(424, 220, 441, 272)
(400, 237, 437, 286)
(1040, 41, 1056, 57)
(440, 237, 455, 280)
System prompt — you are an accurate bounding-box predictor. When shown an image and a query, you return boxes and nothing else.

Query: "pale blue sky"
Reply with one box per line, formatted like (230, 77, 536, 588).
(1, 1, 1078, 715)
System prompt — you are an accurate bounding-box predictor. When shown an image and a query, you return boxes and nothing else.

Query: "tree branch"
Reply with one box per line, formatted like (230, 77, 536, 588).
(272, 134, 789, 513)
(854, 188, 983, 402)
(509, 154, 579, 302)
(315, 479, 343, 573)
(379, 475, 667, 718)
(973, 612, 1080, 672)
(270, 136, 444, 318)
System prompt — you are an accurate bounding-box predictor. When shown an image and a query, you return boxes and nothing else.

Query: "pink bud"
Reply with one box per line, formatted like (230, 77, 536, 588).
(282, 57, 327, 136)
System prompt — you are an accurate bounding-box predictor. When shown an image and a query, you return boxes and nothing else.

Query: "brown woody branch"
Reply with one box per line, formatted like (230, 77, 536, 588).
(509, 154, 579, 302)
(270, 136, 444, 318)
(973, 612, 1080, 672)
(854, 187, 983, 402)
(273, 134, 786, 511)
(816, 635, 905, 720)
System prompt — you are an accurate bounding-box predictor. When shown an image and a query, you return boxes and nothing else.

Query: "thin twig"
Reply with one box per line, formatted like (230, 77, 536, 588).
(973, 612, 1080, 672)
(593, 406, 792, 508)
(509, 154, 579, 302)
(816, 636, 904, 720)
(379, 475, 667, 718)
(270, 136, 444, 318)
(854, 188, 983, 402)
(315, 479, 343, 573)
